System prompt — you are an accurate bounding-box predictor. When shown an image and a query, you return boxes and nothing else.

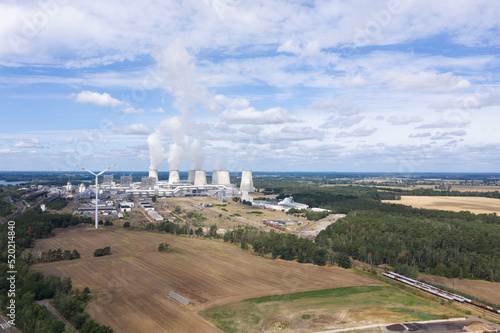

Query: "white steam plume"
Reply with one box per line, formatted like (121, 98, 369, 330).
(147, 132, 166, 170)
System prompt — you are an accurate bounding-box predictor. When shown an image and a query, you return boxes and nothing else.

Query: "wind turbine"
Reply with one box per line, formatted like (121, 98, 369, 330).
(76, 164, 116, 229)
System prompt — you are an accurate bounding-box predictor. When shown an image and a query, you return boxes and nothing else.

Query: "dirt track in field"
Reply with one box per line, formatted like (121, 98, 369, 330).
(31, 225, 381, 333)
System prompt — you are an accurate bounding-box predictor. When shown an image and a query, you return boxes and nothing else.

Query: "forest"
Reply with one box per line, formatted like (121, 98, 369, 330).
(315, 203, 500, 282)
(0, 209, 113, 332)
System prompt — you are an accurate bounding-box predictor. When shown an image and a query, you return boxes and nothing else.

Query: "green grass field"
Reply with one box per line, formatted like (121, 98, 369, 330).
(199, 286, 462, 333)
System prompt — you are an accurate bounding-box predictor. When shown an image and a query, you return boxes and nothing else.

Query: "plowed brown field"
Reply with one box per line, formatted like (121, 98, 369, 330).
(31, 225, 381, 333)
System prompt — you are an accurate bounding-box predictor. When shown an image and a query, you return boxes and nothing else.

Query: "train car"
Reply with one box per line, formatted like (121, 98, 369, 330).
(384, 270, 500, 315)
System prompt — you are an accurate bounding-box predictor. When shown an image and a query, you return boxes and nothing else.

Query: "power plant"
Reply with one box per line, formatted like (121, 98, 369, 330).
(93, 169, 252, 200)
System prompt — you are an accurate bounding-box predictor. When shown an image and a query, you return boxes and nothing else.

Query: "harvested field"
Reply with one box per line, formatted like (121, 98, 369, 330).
(420, 275, 500, 307)
(31, 225, 382, 333)
(383, 196, 500, 215)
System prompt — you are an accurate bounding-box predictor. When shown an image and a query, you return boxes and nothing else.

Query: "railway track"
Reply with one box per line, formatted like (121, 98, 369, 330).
(460, 301, 500, 322)
(383, 271, 500, 320)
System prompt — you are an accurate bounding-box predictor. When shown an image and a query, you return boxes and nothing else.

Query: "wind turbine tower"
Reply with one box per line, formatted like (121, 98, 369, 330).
(76, 164, 116, 229)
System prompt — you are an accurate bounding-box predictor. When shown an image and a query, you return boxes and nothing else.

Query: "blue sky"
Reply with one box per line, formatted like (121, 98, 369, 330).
(0, 0, 499, 172)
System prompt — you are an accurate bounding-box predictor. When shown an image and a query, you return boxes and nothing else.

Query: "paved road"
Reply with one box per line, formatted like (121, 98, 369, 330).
(0, 313, 20, 333)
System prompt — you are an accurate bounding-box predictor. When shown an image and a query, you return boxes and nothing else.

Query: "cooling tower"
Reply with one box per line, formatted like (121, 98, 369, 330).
(194, 170, 207, 186)
(168, 170, 180, 184)
(188, 170, 196, 183)
(240, 170, 254, 193)
(218, 170, 231, 185)
(212, 170, 220, 185)
(149, 169, 159, 181)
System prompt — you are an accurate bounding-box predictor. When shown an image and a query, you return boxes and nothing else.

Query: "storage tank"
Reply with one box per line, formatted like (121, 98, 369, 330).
(240, 170, 254, 193)
(168, 170, 180, 184)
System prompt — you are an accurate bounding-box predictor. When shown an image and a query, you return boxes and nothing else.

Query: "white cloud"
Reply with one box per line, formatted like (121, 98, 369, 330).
(220, 106, 292, 124)
(409, 132, 431, 138)
(312, 99, 359, 116)
(13, 138, 43, 148)
(320, 115, 364, 129)
(151, 107, 165, 113)
(387, 115, 423, 125)
(431, 130, 467, 140)
(122, 107, 144, 114)
(74, 90, 127, 108)
(336, 126, 377, 138)
(116, 123, 150, 135)
(383, 71, 470, 93)
(0, 149, 11, 153)
(433, 90, 500, 110)
(417, 119, 471, 129)
(208, 94, 250, 112)
(265, 126, 325, 142)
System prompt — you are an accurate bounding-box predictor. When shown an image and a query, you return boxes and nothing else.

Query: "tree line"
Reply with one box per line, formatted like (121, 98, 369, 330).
(316, 205, 500, 281)
(0, 209, 112, 332)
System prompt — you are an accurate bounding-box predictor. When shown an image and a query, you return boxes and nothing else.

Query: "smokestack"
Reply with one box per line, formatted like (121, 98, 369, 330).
(149, 169, 159, 181)
(212, 170, 220, 185)
(188, 170, 196, 183)
(218, 170, 230, 185)
(240, 170, 254, 193)
(194, 170, 207, 186)
(168, 170, 180, 184)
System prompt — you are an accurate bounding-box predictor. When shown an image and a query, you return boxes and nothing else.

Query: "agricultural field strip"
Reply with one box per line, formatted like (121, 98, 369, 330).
(383, 196, 500, 215)
(32, 225, 382, 332)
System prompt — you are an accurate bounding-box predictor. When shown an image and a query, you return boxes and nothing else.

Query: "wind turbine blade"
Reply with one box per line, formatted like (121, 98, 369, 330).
(76, 165, 97, 176)
(97, 164, 116, 176)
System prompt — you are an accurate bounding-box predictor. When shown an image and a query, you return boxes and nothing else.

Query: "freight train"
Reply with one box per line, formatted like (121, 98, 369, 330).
(262, 220, 285, 231)
(383, 271, 500, 315)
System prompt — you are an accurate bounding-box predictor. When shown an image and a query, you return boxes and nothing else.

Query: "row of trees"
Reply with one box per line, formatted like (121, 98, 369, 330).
(34, 248, 81, 263)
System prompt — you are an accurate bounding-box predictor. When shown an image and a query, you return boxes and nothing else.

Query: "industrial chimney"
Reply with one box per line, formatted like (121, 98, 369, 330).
(188, 170, 196, 184)
(240, 170, 254, 193)
(218, 170, 231, 185)
(149, 169, 159, 181)
(194, 170, 207, 186)
(168, 170, 180, 184)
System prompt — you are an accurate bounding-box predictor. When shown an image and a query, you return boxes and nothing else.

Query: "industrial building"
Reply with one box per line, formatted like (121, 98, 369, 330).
(84, 169, 254, 200)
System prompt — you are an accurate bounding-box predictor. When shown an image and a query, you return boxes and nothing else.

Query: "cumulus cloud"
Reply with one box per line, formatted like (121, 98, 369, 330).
(433, 90, 500, 110)
(387, 115, 423, 125)
(115, 123, 150, 135)
(320, 115, 364, 129)
(336, 126, 377, 138)
(431, 130, 467, 140)
(383, 71, 470, 93)
(312, 99, 360, 116)
(13, 138, 43, 148)
(264, 126, 325, 142)
(208, 94, 250, 112)
(122, 107, 144, 114)
(220, 106, 292, 124)
(409, 132, 431, 138)
(74, 91, 127, 108)
(151, 107, 165, 113)
(417, 119, 471, 129)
